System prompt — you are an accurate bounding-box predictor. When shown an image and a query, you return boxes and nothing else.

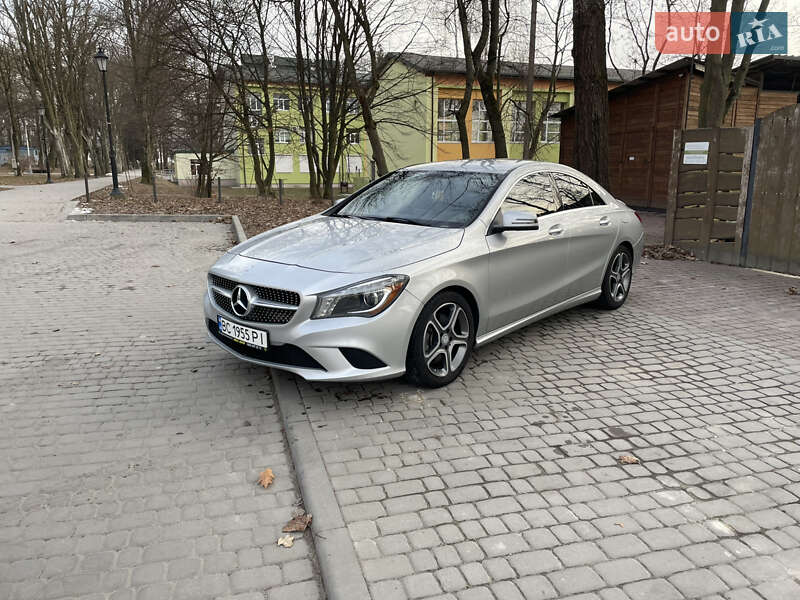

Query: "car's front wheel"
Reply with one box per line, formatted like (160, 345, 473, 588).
(597, 244, 633, 309)
(406, 291, 475, 388)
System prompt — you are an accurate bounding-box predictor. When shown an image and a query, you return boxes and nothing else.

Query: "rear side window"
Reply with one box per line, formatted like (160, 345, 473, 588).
(502, 173, 560, 217)
(552, 172, 605, 210)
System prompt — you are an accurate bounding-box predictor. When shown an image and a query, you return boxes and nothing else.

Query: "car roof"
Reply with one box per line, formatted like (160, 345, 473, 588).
(404, 159, 552, 174)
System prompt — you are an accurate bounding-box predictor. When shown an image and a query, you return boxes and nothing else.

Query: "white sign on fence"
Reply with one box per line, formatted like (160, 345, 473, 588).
(683, 141, 709, 165)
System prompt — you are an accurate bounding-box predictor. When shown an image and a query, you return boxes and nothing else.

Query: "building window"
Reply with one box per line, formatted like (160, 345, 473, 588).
(273, 93, 290, 112)
(472, 99, 492, 143)
(347, 129, 360, 144)
(275, 155, 293, 173)
(347, 97, 359, 114)
(437, 98, 460, 142)
(251, 138, 265, 155)
(540, 102, 563, 144)
(275, 129, 291, 144)
(346, 155, 362, 173)
(190, 159, 200, 176)
(247, 93, 262, 128)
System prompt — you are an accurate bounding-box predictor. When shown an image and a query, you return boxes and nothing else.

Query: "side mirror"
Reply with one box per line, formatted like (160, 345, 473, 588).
(491, 210, 539, 234)
(334, 194, 349, 205)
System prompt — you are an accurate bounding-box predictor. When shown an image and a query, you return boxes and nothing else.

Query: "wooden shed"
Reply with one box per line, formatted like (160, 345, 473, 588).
(558, 56, 800, 210)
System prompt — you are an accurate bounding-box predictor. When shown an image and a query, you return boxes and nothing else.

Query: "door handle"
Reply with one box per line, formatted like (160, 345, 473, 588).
(548, 225, 564, 236)
(599, 216, 611, 226)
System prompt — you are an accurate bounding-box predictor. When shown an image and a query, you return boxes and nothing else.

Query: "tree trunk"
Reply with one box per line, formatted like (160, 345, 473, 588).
(9, 121, 22, 176)
(476, 76, 508, 158)
(455, 102, 471, 159)
(572, 0, 610, 188)
(523, 0, 537, 160)
(361, 104, 388, 176)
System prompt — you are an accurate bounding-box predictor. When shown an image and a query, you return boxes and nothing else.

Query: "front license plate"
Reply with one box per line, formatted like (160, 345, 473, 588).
(218, 316, 269, 349)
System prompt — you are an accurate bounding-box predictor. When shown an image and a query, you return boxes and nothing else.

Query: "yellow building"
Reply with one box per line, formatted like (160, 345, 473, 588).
(378, 53, 636, 170)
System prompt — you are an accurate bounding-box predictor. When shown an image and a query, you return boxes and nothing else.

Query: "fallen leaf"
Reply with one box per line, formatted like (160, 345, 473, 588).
(283, 513, 312, 533)
(258, 468, 275, 488)
(618, 455, 640, 465)
(277, 534, 294, 548)
(788, 287, 798, 296)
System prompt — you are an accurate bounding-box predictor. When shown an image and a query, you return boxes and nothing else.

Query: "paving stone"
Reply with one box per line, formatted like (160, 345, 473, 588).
(623, 579, 683, 600)
(547, 566, 605, 595)
(594, 558, 650, 586)
(403, 572, 442, 599)
(668, 568, 729, 597)
(0, 208, 320, 600)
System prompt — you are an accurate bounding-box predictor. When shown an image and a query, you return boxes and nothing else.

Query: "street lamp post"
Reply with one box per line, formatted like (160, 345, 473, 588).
(94, 47, 123, 197)
(37, 107, 52, 184)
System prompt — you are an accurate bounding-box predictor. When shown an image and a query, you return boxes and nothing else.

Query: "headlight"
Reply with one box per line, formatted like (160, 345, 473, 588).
(312, 275, 409, 319)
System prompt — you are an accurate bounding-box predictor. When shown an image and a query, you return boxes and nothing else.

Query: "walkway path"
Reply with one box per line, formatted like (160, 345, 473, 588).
(0, 177, 322, 599)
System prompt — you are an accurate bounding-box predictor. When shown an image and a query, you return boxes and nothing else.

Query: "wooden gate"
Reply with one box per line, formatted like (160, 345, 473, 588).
(744, 104, 800, 275)
(665, 104, 800, 276)
(665, 127, 753, 264)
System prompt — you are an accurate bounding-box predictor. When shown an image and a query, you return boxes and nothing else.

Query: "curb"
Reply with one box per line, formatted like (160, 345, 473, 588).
(66, 213, 228, 223)
(232, 218, 370, 599)
(231, 215, 247, 243)
(271, 372, 371, 600)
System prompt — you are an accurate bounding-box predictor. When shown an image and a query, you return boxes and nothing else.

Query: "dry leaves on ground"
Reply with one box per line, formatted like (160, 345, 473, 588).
(788, 287, 798, 296)
(618, 455, 640, 465)
(283, 512, 312, 533)
(79, 181, 330, 236)
(257, 468, 275, 488)
(642, 245, 697, 261)
(277, 534, 294, 548)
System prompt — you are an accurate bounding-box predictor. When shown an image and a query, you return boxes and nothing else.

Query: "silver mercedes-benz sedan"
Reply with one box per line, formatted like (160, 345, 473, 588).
(204, 160, 644, 387)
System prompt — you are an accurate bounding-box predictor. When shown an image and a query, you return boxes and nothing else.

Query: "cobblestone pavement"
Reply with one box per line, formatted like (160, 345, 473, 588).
(0, 183, 322, 599)
(290, 259, 800, 600)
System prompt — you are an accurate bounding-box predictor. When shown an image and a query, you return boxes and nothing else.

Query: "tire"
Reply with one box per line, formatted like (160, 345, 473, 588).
(406, 291, 476, 388)
(597, 245, 634, 309)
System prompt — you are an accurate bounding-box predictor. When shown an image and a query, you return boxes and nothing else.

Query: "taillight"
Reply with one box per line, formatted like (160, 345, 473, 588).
(634, 211, 643, 224)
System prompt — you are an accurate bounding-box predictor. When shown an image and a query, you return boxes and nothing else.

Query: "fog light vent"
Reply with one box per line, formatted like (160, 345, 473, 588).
(340, 347, 387, 370)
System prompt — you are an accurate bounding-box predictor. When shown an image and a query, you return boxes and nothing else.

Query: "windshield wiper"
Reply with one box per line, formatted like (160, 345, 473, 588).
(359, 216, 429, 226)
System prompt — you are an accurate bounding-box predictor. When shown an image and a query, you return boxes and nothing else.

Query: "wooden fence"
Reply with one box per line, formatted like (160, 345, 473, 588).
(666, 104, 800, 276)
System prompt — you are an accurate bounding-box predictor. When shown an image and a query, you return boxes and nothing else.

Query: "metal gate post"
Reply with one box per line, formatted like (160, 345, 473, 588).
(739, 118, 760, 266)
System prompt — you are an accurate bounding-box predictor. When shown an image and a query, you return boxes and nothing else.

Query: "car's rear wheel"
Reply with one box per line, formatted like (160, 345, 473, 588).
(406, 291, 475, 388)
(597, 245, 633, 309)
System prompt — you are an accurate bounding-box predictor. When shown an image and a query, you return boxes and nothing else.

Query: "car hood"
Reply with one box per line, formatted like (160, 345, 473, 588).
(238, 215, 463, 273)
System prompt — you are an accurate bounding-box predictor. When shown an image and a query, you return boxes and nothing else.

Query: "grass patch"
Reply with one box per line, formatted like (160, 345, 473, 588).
(0, 174, 75, 186)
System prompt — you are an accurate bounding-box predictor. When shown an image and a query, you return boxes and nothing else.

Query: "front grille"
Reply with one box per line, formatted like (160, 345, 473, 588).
(212, 290, 295, 324)
(209, 273, 300, 306)
(207, 320, 324, 370)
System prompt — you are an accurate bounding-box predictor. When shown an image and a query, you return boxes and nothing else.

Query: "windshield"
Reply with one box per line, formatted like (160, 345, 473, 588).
(333, 170, 504, 228)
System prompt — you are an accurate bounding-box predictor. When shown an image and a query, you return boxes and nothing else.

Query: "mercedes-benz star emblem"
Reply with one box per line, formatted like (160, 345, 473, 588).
(231, 285, 253, 317)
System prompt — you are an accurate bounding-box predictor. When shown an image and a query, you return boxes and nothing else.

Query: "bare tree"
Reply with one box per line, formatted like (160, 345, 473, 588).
(572, 0, 609, 187)
(698, 0, 770, 127)
(0, 39, 23, 176)
(455, 0, 509, 159)
(327, 0, 425, 175)
(522, 0, 537, 160)
(116, 0, 175, 184)
(173, 0, 278, 197)
(5, 0, 102, 177)
(287, 0, 363, 200)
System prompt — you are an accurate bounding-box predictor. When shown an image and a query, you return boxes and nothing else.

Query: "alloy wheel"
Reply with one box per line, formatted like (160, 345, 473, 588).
(422, 302, 470, 377)
(608, 250, 632, 302)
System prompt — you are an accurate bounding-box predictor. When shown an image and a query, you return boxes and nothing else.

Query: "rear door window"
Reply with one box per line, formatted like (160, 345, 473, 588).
(552, 172, 604, 210)
(502, 173, 561, 218)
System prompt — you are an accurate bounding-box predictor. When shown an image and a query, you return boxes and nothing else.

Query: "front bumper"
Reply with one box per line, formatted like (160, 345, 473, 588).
(203, 288, 419, 382)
